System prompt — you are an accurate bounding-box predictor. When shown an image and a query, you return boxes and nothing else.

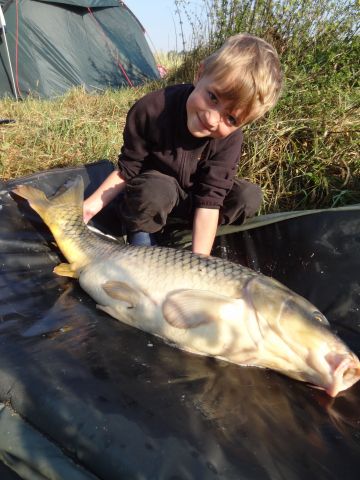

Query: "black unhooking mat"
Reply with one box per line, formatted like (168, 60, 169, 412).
(1, 160, 360, 480)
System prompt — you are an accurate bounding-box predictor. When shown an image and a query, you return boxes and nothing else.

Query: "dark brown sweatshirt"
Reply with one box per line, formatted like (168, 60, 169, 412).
(118, 84, 243, 209)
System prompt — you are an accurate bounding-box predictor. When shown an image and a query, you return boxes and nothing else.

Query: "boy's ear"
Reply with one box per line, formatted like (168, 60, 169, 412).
(194, 62, 205, 84)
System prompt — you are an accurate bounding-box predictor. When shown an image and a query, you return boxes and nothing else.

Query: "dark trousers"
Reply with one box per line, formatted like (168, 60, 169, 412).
(118, 170, 262, 233)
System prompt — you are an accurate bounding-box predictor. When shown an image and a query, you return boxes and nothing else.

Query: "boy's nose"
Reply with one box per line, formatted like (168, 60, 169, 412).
(204, 109, 221, 129)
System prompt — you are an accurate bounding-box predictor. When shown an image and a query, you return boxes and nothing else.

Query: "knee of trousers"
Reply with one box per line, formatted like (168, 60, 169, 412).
(126, 171, 180, 212)
(236, 180, 262, 217)
(120, 171, 181, 232)
(222, 179, 262, 224)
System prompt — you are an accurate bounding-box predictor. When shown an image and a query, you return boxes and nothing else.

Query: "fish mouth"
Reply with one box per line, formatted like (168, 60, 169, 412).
(324, 353, 360, 397)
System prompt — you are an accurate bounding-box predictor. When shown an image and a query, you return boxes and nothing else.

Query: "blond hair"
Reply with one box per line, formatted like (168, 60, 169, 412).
(201, 33, 283, 126)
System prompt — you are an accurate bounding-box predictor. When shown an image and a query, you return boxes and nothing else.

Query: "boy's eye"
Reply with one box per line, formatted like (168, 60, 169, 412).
(227, 115, 237, 126)
(208, 91, 217, 103)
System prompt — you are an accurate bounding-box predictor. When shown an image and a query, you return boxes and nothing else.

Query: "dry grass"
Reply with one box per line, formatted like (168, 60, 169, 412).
(239, 81, 360, 211)
(1, 3, 359, 213)
(1, 76, 358, 212)
(0, 85, 152, 180)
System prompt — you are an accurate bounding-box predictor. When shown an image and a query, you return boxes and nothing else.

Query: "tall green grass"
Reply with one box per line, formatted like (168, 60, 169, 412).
(173, 0, 360, 211)
(1, 0, 359, 212)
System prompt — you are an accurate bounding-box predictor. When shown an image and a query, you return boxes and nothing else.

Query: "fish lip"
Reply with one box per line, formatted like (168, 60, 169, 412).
(306, 352, 360, 397)
(324, 355, 360, 397)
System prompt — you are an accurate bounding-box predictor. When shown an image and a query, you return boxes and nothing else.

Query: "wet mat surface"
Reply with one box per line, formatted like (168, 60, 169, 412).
(0, 161, 360, 479)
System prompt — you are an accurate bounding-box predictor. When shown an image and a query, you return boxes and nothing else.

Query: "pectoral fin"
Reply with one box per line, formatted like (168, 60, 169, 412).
(102, 280, 141, 308)
(162, 289, 239, 329)
(54, 262, 79, 278)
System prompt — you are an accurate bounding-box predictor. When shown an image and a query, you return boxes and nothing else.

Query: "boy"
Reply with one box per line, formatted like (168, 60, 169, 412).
(83, 34, 282, 255)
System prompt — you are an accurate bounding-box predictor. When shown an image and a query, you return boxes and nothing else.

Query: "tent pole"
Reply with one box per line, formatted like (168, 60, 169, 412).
(0, 6, 18, 100)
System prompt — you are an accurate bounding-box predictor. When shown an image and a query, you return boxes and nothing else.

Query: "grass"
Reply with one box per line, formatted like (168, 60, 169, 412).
(0, 86, 149, 180)
(1, 0, 359, 213)
(1, 73, 358, 213)
(240, 71, 360, 211)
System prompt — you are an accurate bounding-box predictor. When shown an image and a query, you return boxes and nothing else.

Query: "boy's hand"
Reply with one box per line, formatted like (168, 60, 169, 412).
(192, 207, 219, 256)
(83, 198, 103, 224)
(82, 170, 126, 224)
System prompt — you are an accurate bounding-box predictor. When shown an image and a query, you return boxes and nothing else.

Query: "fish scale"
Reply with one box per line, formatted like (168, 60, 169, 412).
(104, 244, 258, 299)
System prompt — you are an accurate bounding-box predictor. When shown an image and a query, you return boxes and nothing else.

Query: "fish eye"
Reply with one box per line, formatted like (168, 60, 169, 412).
(313, 311, 329, 326)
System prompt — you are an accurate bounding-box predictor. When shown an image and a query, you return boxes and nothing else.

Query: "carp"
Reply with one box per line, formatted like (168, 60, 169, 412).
(13, 176, 360, 397)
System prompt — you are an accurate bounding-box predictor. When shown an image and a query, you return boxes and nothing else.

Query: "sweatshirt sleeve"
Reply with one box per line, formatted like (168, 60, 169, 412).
(194, 129, 243, 209)
(117, 95, 154, 181)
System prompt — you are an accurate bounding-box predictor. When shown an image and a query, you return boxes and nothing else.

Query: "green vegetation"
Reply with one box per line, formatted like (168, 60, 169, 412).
(174, 0, 360, 211)
(1, 0, 359, 212)
(0, 86, 150, 180)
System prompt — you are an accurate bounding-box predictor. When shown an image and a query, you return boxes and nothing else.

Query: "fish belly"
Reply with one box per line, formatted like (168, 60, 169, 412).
(78, 256, 259, 362)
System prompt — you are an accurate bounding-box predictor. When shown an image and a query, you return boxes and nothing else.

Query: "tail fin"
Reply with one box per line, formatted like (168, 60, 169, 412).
(12, 176, 84, 222)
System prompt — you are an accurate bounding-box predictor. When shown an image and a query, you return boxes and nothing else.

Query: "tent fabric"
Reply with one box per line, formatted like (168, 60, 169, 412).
(1, 161, 360, 479)
(0, 0, 159, 98)
(36, 1, 120, 7)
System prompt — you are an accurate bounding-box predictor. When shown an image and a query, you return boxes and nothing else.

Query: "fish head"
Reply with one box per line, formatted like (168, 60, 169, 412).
(246, 276, 360, 397)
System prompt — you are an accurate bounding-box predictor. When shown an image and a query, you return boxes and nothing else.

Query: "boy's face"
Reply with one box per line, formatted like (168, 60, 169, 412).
(186, 73, 242, 139)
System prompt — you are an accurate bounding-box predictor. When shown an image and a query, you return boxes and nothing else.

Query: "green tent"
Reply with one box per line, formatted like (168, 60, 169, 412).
(0, 0, 160, 98)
